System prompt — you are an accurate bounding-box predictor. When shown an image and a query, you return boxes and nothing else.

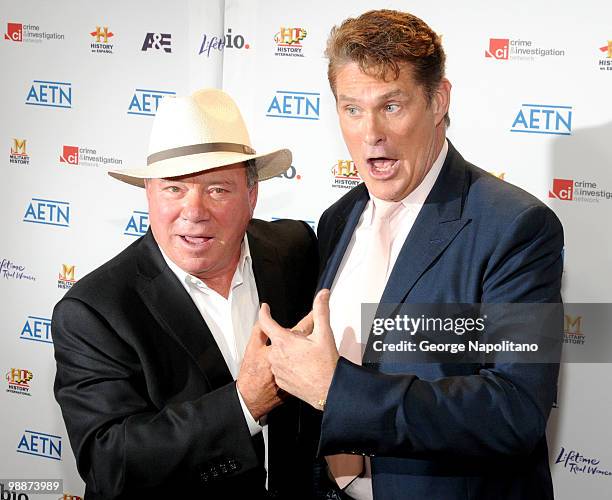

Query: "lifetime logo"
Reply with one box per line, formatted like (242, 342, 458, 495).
(20, 316, 52, 344)
(25, 80, 71, 109)
(266, 91, 320, 120)
(485, 38, 509, 60)
(16, 430, 62, 461)
(4, 22, 23, 42)
(128, 89, 175, 116)
(199, 28, 250, 57)
(549, 179, 574, 201)
(511, 104, 572, 135)
(142, 33, 171, 52)
(23, 198, 70, 227)
(125, 211, 149, 236)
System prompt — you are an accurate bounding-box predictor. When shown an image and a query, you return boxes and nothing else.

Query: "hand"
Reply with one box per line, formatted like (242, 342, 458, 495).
(237, 322, 284, 421)
(292, 311, 313, 336)
(261, 289, 339, 410)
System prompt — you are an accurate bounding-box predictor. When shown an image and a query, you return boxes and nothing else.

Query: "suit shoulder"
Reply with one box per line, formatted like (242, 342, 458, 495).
(464, 163, 560, 227)
(60, 236, 146, 305)
(248, 218, 316, 255)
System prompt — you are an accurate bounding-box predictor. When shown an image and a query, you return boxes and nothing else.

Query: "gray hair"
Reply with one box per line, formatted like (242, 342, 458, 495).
(245, 159, 258, 188)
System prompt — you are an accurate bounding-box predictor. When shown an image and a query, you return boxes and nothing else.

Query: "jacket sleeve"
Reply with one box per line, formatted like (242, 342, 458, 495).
(52, 297, 259, 497)
(319, 204, 564, 459)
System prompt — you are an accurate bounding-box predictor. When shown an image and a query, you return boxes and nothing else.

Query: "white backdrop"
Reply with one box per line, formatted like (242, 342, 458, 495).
(1, 0, 611, 498)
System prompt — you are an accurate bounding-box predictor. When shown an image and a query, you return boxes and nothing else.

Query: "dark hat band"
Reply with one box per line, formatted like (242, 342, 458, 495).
(147, 142, 256, 165)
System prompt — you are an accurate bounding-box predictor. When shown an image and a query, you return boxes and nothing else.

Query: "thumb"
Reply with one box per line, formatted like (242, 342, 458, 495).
(245, 321, 268, 352)
(258, 303, 287, 342)
(312, 289, 333, 342)
(292, 311, 314, 336)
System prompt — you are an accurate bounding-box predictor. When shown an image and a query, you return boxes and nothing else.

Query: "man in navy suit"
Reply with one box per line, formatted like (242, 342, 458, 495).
(261, 9, 564, 500)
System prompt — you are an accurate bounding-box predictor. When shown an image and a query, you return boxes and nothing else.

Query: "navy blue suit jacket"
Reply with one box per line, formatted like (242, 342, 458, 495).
(316, 142, 564, 499)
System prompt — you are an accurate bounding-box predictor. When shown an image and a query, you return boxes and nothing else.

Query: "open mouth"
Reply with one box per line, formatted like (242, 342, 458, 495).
(180, 235, 213, 246)
(367, 157, 399, 178)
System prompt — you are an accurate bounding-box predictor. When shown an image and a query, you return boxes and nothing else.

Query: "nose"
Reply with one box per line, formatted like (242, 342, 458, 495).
(180, 187, 210, 222)
(363, 112, 386, 147)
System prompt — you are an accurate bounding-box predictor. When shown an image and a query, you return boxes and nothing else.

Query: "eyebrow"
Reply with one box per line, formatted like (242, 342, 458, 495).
(159, 177, 234, 185)
(337, 89, 405, 103)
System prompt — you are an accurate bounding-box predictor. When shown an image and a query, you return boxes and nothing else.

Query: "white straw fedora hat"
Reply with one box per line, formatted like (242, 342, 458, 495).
(108, 88, 291, 187)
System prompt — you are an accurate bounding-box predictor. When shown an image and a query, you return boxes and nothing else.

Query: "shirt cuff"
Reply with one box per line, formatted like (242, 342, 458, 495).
(236, 385, 263, 436)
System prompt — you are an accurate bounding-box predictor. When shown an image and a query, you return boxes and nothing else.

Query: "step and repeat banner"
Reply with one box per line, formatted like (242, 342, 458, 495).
(1, 0, 611, 498)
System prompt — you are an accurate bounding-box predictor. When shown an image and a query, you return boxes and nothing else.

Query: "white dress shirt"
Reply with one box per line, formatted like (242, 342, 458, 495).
(328, 140, 448, 499)
(159, 236, 268, 459)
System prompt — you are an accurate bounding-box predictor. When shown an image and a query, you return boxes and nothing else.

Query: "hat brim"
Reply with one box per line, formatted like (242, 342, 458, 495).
(108, 148, 292, 188)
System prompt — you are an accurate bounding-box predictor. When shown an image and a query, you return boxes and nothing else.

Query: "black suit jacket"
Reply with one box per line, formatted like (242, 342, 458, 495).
(316, 142, 564, 499)
(53, 219, 318, 499)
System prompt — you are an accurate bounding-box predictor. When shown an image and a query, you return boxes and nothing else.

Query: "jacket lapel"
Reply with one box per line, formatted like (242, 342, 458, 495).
(318, 185, 369, 290)
(380, 142, 471, 305)
(136, 231, 233, 389)
(247, 222, 290, 326)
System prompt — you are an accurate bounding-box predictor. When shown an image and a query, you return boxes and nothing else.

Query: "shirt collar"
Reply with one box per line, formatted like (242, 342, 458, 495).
(159, 235, 252, 295)
(367, 139, 448, 223)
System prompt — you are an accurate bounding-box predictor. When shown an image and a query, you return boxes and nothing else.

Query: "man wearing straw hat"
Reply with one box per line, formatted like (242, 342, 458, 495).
(52, 88, 318, 499)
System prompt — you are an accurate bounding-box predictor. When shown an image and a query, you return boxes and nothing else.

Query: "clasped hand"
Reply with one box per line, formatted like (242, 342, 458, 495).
(237, 289, 339, 417)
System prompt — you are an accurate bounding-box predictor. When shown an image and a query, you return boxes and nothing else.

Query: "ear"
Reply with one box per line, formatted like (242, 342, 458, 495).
(248, 182, 258, 216)
(432, 78, 451, 126)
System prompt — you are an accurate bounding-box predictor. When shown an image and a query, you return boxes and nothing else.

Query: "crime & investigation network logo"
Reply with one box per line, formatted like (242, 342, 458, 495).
(555, 446, 612, 478)
(16, 430, 62, 461)
(484, 37, 565, 61)
(25, 80, 72, 109)
(4, 21, 64, 43)
(20, 315, 52, 345)
(266, 91, 320, 120)
(58, 264, 77, 290)
(273, 27, 307, 57)
(90, 25, 114, 54)
(9, 138, 29, 165)
(128, 88, 175, 116)
(6, 368, 33, 397)
(598, 40, 612, 71)
(548, 178, 612, 203)
(331, 159, 361, 189)
(199, 27, 250, 57)
(59, 144, 122, 168)
(125, 210, 149, 237)
(510, 104, 572, 136)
